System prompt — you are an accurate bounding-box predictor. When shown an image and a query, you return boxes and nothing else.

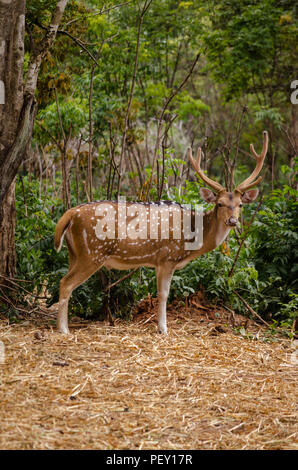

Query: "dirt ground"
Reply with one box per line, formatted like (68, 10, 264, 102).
(0, 295, 297, 450)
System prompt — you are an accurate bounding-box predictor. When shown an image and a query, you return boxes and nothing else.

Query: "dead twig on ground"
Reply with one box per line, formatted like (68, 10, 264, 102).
(233, 290, 270, 327)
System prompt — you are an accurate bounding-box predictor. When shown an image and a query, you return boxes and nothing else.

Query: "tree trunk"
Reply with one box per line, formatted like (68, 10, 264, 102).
(0, 0, 68, 278)
(0, 179, 16, 277)
(0, 0, 26, 277)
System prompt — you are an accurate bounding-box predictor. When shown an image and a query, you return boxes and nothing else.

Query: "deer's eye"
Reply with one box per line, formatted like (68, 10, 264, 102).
(239, 203, 243, 208)
(218, 203, 223, 207)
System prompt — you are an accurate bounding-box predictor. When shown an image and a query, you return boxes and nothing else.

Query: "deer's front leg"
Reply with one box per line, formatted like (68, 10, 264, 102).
(156, 264, 175, 335)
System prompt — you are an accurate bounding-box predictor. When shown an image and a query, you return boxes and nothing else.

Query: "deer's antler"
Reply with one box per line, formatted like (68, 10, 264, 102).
(235, 131, 268, 194)
(188, 147, 225, 193)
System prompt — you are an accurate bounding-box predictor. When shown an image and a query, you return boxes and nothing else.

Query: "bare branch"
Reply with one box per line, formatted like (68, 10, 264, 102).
(57, 29, 100, 66)
(63, 1, 133, 29)
(146, 52, 200, 200)
(117, 0, 153, 197)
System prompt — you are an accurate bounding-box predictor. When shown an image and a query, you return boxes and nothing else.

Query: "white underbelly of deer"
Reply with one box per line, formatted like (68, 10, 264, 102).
(105, 257, 156, 270)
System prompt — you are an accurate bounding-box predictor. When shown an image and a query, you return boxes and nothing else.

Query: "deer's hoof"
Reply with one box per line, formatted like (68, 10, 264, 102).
(158, 326, 168, 335)
(58, 326, 70, 335)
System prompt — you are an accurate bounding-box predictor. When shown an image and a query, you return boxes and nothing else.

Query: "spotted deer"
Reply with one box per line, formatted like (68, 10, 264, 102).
(54, 131, 268, 335)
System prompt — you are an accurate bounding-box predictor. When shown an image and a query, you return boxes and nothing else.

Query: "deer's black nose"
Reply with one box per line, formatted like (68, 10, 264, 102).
(227, 217, 238, 227)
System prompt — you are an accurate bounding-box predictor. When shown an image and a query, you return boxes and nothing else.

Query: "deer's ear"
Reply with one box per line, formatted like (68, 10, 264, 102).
(199, 187, 217, 203)
(242, 188, 259, 204)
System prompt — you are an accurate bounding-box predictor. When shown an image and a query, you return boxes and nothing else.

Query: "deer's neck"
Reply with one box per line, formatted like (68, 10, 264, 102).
(176, 207, 230, 269)
(201, 207, 230, 253)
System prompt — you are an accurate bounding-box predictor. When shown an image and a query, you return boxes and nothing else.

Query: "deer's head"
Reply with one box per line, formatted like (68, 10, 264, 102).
(188, 131, 268, 228)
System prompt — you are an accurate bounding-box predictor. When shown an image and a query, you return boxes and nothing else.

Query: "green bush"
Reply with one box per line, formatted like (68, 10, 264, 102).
(15, 176, 67, 290)
(248, 184, 298, 321)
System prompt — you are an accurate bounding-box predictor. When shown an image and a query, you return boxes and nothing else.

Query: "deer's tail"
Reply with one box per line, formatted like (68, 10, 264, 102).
(54, 209, 75, 252)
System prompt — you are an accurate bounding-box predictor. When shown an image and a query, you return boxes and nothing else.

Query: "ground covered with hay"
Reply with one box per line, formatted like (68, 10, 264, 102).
(0, 297, 297, 450)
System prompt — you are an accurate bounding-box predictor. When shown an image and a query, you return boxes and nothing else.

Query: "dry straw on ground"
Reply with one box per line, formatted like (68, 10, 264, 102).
(0, 296, 297, 450)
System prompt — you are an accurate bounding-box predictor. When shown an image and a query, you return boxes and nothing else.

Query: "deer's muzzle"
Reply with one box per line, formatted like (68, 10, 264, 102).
(226, 217, 238, 227)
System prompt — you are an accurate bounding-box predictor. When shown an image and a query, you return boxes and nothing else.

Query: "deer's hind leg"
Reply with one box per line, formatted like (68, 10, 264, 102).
(57, 255, 107, 334)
